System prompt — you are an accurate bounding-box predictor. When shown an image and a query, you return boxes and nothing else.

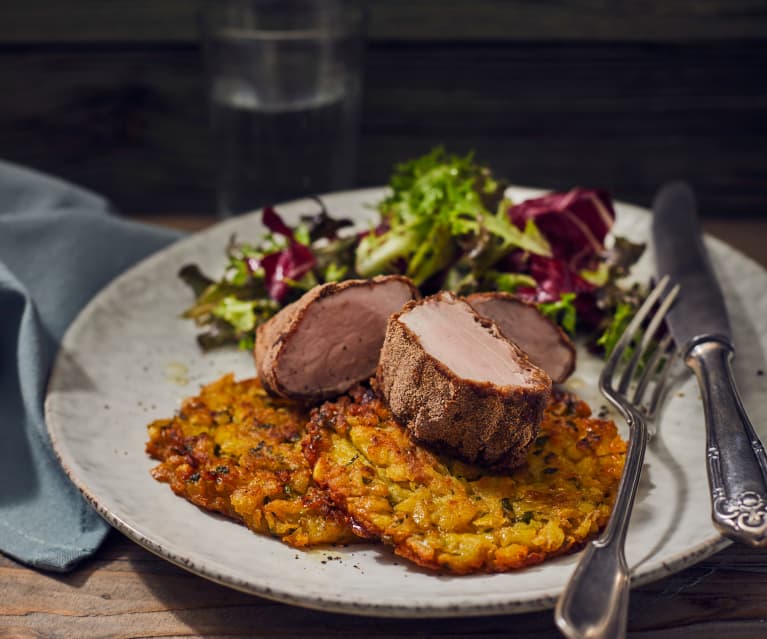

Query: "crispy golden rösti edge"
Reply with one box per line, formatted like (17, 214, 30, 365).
(146, 374, 356, 547)
(305, 385, 626, 574)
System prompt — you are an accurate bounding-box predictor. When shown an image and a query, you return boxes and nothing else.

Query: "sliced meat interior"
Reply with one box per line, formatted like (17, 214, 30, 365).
(255, 275, 417, 402)
(376, 291, 552, 470)
(466, 292, 576, 383)
(401, 297, 536, 387)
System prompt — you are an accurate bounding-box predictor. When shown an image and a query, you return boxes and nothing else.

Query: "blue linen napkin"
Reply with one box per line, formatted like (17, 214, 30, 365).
(0, 160, 182, 571)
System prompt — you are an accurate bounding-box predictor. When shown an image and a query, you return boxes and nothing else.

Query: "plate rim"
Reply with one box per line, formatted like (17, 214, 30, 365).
(44, 185, 744, 618)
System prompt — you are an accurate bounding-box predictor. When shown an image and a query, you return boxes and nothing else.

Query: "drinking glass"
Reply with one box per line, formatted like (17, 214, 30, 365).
(201, 0, 364, 216)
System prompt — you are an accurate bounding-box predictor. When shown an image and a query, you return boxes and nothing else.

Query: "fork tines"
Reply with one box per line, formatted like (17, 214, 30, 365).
(600, 275, 680, 421)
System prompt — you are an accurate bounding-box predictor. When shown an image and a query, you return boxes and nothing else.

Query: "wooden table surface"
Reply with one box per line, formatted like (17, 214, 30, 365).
(3, 216, 766, 639)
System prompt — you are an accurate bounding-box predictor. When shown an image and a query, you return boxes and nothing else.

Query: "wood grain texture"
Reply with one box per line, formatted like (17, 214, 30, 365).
(3, 0, 767, 43)
(2, 532, 767, 639)
(1, 41, 765, 217)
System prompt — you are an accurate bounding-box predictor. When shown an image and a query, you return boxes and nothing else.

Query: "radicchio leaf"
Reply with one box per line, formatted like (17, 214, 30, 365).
(258, 206, 317, 302)
(514, 254, 604, 330)
(516, 255, 596, 303)
(260, 242, 316, 303)
(508, 188, 615, 270)
(262, 206, 295, 239)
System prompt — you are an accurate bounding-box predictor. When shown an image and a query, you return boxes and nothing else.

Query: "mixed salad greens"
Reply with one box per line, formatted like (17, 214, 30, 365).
(180, 148, 645, 355)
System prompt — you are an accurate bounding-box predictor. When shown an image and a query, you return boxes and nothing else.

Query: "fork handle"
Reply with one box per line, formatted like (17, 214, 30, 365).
(555, 404, 646, 639)
(554, 540, 630, 639)
(686, 338, 767, 547)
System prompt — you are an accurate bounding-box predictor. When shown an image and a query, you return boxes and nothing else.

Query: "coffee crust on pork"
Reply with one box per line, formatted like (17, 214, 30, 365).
(255, 275, 417, 403)
(376, 292, 552, 470)
(466, 292, 576, 383)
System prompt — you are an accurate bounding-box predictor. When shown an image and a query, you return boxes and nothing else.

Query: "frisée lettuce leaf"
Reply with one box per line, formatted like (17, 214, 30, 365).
(179, 148, 644, 354)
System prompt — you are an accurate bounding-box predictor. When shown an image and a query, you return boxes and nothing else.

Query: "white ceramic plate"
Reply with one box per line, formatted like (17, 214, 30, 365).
(45, 186, 767, 617)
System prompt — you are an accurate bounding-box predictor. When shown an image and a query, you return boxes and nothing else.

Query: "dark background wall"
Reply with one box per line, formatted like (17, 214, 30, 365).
(2, 1, 766, 217)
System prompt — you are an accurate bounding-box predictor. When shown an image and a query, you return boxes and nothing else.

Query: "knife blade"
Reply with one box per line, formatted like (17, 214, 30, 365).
(652, 181, 767, 547)
(653, 183, 731, 350)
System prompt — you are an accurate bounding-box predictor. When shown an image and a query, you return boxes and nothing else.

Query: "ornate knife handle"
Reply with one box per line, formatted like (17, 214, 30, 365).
(686, 338, 767, 546)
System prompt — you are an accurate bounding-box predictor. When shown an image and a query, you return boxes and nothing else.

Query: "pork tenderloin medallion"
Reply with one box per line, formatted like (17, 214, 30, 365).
(255, 275, 418, 402)
(466, 292, 576, 383)
(376, 292, 552, 470)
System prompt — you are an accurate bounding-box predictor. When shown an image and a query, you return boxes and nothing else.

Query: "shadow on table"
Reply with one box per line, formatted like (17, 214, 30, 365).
(129, 544, 561, 638)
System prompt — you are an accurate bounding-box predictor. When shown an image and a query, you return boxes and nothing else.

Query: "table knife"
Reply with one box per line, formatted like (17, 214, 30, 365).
(652, 181, 767, 547)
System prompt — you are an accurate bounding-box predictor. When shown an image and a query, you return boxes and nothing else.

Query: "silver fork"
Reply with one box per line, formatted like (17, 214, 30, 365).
(555, 275, 680, 639)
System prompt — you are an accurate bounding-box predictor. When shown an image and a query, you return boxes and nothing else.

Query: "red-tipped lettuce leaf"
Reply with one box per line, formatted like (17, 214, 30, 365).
(573, 292, 603, 331)
(258, 207, 317, 302)
(262, 206, 295, 239)
(515, 255, 604, 329)
(508, 189, 615, 269)
(260, 242, 316, 303)
(515, 255, 594, 302)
